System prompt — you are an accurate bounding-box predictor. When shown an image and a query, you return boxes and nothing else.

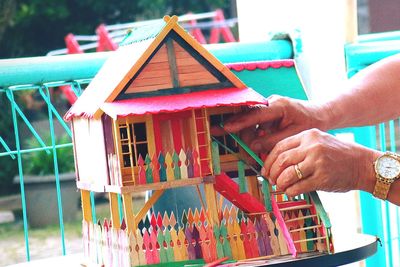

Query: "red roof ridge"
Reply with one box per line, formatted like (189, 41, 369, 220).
(226, 60, 295, 72)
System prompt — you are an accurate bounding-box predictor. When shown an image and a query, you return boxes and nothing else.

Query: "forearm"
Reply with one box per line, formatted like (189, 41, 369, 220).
(318, 54, 400, 131)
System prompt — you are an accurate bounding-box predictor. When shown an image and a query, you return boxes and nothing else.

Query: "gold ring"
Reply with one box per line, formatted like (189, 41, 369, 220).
(294, 164, 304, 180)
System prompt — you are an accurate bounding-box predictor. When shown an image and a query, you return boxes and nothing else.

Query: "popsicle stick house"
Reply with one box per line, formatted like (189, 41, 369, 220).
(65, 15, 334, 266)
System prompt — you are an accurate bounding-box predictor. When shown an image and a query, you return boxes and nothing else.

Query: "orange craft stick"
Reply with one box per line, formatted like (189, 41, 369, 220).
(204, 257, 230, 267)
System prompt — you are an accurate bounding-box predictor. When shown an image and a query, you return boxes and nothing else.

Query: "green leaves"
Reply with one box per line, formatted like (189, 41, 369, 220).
(23, 133, 74, 175)
(0, 0, 231, 58)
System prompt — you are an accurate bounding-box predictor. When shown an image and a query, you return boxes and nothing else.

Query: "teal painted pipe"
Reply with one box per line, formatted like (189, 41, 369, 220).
(345, 40, 400, 77)
(358, 31, 400, 43)
(330, 126, 386, 267)
(206, 40, 293, 64)
(0, 40, 293, 87)
(0, 52, 110, 87)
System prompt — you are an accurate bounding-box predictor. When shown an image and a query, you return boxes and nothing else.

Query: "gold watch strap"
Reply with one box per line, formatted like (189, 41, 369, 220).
(373, 179, 391, 200)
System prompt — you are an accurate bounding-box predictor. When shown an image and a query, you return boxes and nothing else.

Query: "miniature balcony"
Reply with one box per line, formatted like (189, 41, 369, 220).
(103, 148, 216, 194)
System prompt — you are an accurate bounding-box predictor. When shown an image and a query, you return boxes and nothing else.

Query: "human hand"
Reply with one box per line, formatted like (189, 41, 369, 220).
(211, 95, 329, 153)
(262, 128, 380, 197)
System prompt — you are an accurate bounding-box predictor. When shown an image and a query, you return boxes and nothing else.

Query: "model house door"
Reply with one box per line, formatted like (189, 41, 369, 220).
(153, 111, 195, 155)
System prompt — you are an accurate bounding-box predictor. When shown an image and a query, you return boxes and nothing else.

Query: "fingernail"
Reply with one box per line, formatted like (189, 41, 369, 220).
(261, 167, 266, 176)
(252, 142, 262, 151)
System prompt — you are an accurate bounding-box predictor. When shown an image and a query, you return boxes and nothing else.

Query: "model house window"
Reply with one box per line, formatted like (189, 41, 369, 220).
(210, 113, 239, 155)
(119, 122, 149, 167)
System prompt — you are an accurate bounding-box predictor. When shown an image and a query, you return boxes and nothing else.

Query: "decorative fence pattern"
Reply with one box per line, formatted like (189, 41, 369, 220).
(82, 205, 328, 266)
(117, 148, 207, 187)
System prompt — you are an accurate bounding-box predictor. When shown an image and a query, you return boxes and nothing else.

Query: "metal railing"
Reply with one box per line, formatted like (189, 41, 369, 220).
(344, 32, 400, 267)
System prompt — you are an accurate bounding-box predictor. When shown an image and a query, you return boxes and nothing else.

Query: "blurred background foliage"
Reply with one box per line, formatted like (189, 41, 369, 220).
(0, 0, 234, 196)
(0, 0, 232, 58)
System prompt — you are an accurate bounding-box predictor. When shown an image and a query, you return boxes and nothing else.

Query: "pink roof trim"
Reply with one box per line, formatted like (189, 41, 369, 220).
(100, 87, 267, 119)
(226, 60, 294, 72)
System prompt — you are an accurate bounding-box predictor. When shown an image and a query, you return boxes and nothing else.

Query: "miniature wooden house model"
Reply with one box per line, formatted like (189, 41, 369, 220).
(65, 15, 334, 266)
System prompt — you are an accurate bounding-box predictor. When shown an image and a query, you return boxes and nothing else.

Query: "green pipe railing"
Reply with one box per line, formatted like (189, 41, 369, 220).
(0, 40, 293, 87)
(344, 38, 400, 266)
(357, 30, 400, 43)
(345, 40, 400, 78)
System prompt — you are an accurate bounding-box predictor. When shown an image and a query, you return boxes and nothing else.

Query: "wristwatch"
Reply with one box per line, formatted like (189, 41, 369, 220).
(373, 152, 400, 200)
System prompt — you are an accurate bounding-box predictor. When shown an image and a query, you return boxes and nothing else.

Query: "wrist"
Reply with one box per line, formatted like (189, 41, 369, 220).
(311, 102, 336, 131)
(356, 148, 383, 193)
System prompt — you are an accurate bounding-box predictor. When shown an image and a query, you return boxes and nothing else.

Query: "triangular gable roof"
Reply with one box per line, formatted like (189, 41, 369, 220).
(65, 15, 246, 121)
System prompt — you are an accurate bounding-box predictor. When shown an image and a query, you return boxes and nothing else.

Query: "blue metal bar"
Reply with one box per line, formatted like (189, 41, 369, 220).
(345, 40, 400, 78)
(70, 81, 83, 97)
(388, 120, 398, 266)
(0, 143, 72, 157)
(0, 135, 16, 159)
(117, 194, 123, 223)
(347, 125, 386, 267)
(0, 80, 91, 92)
(40, 86, 66, 255)
(379, 123, 393, 267)
(358, 31, 400, 43)
(397, 119, 400, 259)
(37, 88, 72, 137)
(90, 191, 97, 224)
(5, 88, 30, 261)
(4, 91, 50, 154)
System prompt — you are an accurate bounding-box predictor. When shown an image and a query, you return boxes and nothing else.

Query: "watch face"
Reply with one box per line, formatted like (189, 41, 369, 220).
(376, 155, 400, 180)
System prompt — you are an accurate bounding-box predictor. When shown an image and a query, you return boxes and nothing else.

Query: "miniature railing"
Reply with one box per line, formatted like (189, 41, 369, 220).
(122, 148, 205, 187)
(82, 204, 328, 266)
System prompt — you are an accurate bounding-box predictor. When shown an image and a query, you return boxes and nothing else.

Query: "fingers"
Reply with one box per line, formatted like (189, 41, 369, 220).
(274, 159, 314, 192)
(267, 147, 305, 185)
(262, 132, 303, 178)
(223, 104, 282, 133)
(249, 124, 300, 153)
(284, 174, 316, 197)
(210, 125, 226, 136)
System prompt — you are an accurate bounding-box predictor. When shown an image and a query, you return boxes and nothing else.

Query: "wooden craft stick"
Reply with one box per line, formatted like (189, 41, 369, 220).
(270, 191, 285, 195)
(293, 236, 326, 243)
(134, 190, 165, 225)
(271, 197, 297, 257)
(309, 191, 331, 228)
(285, 214, 317, 223)
(290, 224, 322, 233)
(81, 189, 93, 222)
(279, 204, 313, 212)
(203, 256, 230, 267)
(122, 193, 135, 233)
(245, 211, 269, 216)
(196, 185, 208, 215)
(237, 254, 276, 262)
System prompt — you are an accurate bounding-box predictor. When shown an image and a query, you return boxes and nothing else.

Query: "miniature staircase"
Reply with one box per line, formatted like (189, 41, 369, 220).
(213, 173, 333, 257)
(214, 173, 265, 214)
(214, 173, 297, 256)
(272, 191, 332, 255)
(212, 131, 332, 256)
